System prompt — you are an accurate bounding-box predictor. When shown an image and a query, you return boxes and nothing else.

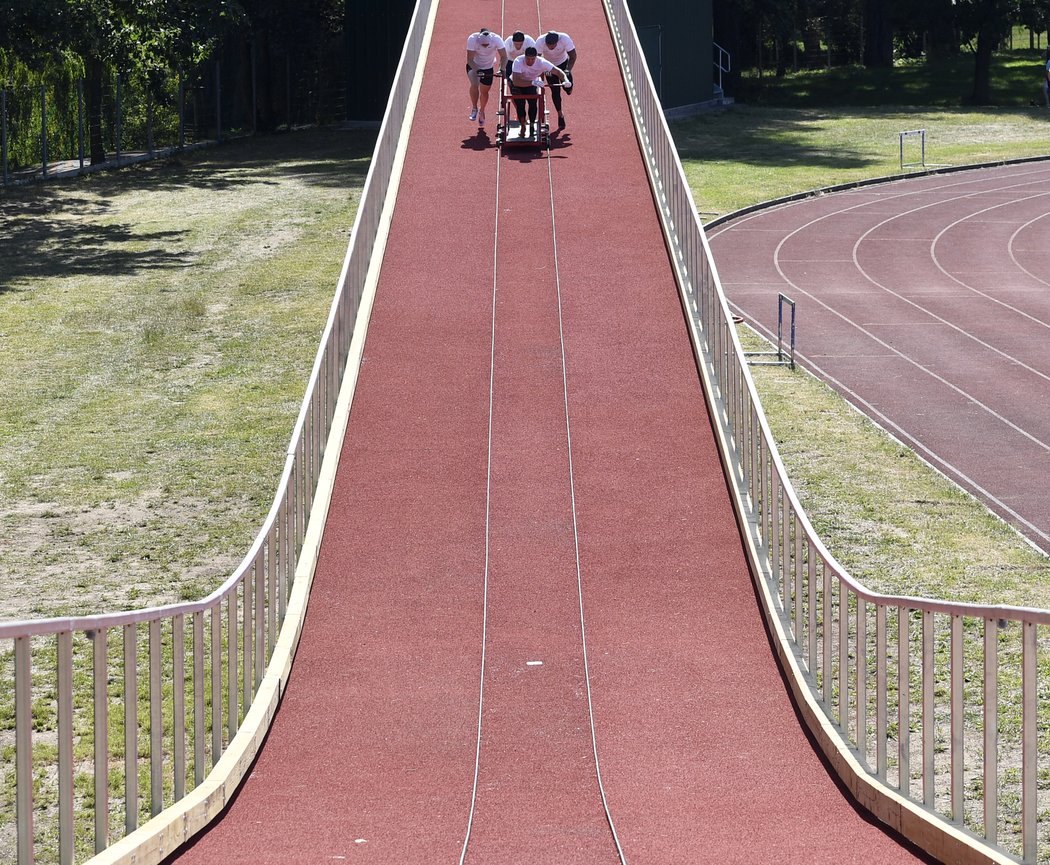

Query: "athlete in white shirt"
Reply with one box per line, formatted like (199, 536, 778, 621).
(536, 30, 576, 126)
(466, 28, 507, 126)
(503, 30, 537, 78)
(509, 47, 569, 138)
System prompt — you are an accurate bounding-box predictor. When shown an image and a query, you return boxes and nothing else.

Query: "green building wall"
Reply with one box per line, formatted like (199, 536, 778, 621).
(345, 0, 416, 122)
(626, 0, 715, 111)
(345, 0, 715, 122)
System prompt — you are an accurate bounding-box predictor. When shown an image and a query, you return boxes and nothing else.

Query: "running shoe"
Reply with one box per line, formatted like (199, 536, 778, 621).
(469, 107, 478, 121)
(478, 110, 486, 125)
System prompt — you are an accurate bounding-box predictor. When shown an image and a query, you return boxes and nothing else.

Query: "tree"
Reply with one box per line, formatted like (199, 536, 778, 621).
(863, 0, 896, 66)
(0, 0, 68, 74)
(955, 0, 1019, 103)
(1018, 0, 1050, 45)
(2, 0, 243, 162)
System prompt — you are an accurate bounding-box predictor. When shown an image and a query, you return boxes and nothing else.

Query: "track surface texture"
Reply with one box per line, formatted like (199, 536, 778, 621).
(709, 161, 1050, 557)
(167, 1, 933, 863)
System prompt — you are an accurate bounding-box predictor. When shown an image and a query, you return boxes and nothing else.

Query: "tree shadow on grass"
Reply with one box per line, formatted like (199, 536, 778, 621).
(0, 127, 378, 201)
(674, 48, 1050, 174)
(0, 127, 378, 293)
(89, 127, 377, 194)
(0, 203, 190, 294)
(671, 108, 880, 171)
(736, 49, 1050, 110)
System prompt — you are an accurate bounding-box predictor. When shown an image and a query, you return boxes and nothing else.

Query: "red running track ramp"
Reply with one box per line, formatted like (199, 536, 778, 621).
(167, 0, 937, 862)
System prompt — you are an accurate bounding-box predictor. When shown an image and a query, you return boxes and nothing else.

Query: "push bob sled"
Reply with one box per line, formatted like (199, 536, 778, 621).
(494, 73, 557, 149)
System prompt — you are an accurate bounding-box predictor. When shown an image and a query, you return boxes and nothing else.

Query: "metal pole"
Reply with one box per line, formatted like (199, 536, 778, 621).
(2, 89, 8, 185)
(251, 41, 257, 134)
(41, 85, 48, 177)
(92, 628, 109, 854)
(776, 297, 784, 361)
(1022, 621, 1038, 860)
(58, 631, 74, 865)
(77, 79, 85, 169)
(286, 54, 291, 130)
(178, 78, 185, 148)
(215, 60, 222, 141)
(115, 73, 122, 166)
(15, 637, 33, 865)
(123, 623, 138, 834)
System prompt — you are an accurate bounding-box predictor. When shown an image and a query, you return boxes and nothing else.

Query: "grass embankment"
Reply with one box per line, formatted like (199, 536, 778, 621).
(0, 128, 375, 621)
(675, 54, 1050, 606)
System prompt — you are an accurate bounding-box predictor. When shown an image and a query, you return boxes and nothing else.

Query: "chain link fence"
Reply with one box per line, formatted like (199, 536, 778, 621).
(2, 51, 347, 185)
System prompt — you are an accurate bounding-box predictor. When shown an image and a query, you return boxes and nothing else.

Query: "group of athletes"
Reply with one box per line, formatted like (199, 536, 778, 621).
(466, 28, 577, 139)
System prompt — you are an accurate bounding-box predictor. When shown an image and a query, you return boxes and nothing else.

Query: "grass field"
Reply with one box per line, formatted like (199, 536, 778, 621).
(679, 44, 1050, 221)
(676, 104, 1050, 221)
(0, 127, 375, 622)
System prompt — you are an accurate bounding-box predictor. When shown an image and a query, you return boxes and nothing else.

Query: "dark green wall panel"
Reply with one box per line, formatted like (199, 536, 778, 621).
(626, 0, 714, 109)
(345, 0, 714, 120)
(345, 0, 416, 121)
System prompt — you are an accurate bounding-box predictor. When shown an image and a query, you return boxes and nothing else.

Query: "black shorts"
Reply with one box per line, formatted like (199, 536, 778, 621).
(467, 65, 494, 87)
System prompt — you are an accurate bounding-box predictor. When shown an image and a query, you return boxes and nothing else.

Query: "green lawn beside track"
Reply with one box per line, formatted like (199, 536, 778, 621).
(676, 104, 1050, 223)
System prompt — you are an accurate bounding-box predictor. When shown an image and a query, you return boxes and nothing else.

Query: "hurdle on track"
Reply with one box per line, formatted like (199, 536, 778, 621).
(899, 128, 926, 170)
(743, 293, 796, 369)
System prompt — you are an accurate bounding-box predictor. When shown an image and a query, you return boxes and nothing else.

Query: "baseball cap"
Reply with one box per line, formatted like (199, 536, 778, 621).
(544, 31, 559, 45)
(478, 28, 491, 44)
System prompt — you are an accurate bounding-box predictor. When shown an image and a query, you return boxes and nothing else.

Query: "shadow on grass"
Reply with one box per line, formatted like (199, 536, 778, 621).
(93, 127, 378, 194)
(736, 48, 1050, 109)
(671, 109, 881, 170)
(0, 127, 378, 293)
(0, 212, 190, 293)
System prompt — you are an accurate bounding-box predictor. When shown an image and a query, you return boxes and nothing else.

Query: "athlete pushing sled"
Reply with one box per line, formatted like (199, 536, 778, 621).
(495, 46, 570, 149)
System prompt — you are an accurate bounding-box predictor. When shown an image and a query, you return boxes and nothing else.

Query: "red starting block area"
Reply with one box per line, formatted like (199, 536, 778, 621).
(164, 1, 938, 862)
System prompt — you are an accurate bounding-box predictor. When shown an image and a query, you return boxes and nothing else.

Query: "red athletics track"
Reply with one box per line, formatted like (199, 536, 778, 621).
(166, 1, 936, 863)
(709, 162, 1050, 565)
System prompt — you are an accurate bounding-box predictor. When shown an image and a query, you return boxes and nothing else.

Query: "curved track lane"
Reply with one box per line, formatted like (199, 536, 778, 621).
(709, 162, 1050, 556)
(166, 1, 936, 862)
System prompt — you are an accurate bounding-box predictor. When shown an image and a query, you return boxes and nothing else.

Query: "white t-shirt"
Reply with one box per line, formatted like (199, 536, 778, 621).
(537, 32, 575, 66)
(466, 32, 506, 70)
(504, 33, 537, 62)
(511, 55, 556, 87)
